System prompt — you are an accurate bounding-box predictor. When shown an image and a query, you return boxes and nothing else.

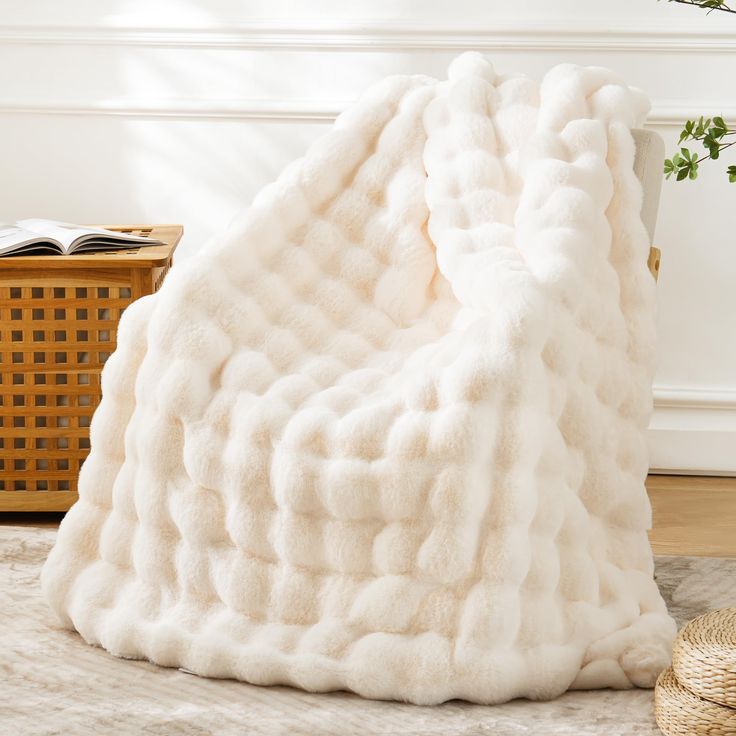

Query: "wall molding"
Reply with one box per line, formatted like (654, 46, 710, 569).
(1, 21, 736, 53)
(0, 99, 345, 122)
(653, 386, 736, 410)
(648, 104, 736, 127)
(0, 98, 733, 126)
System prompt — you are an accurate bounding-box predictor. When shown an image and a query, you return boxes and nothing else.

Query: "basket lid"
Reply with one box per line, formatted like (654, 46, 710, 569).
(673, 608, 736, 708)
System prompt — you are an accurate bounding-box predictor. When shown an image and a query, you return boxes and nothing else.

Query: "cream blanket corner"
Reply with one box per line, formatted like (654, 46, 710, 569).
(42, 53, 677, 705)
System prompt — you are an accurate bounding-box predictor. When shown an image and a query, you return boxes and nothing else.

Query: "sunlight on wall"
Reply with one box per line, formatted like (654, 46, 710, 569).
(1, 0, 735, 470)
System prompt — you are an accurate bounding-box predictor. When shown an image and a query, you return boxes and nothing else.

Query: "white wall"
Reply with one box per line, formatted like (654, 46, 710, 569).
(1, 0, 734, 473)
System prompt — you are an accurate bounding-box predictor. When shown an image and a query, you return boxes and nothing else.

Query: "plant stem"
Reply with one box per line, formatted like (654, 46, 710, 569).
(668, 0, 736, 13)
(695, 140, 736, 164)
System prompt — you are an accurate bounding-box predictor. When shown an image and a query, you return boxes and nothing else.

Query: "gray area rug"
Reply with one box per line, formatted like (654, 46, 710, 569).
(2, 525, 734, 736)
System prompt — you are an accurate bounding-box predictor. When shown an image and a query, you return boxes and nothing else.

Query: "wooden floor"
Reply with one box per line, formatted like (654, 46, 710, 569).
(646, 474, 736, 557)
(1, 475, 735, 557)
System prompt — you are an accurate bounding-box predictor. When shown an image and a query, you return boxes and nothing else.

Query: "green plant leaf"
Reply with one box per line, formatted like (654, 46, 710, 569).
(713, 115, 728, 137)
(679, 120, 695, 143)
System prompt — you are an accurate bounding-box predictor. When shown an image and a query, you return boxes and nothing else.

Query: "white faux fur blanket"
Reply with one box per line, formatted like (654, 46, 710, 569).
(43, 53, 677, 706)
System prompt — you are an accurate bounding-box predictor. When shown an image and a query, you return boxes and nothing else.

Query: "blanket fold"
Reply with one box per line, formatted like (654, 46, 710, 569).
(42, 52, 676, 705)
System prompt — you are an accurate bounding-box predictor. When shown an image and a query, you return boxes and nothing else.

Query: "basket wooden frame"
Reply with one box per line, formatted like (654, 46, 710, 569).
(0, 224, 182, 512)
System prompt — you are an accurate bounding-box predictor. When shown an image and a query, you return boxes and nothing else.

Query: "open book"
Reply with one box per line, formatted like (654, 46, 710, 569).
(0, 219, 162, 257)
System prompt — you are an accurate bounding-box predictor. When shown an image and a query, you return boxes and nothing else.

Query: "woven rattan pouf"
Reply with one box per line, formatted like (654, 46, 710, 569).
(655, 608, 736, 735)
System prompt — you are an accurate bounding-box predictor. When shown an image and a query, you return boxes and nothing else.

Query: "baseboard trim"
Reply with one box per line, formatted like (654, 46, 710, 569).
(648, 429, 736, 475)
(650, 386, 736, 475)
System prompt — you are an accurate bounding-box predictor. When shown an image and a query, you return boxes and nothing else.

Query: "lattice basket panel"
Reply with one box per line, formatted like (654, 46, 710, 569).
(0, 224, 181, 511)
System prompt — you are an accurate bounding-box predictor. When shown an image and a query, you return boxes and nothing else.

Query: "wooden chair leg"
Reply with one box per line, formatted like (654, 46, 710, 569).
(648, 246, 661, 281)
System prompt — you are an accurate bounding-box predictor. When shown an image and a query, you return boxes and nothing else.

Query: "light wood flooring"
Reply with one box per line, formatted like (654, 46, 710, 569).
(646, 474, 736, 557)
(1, 475, 734, 557)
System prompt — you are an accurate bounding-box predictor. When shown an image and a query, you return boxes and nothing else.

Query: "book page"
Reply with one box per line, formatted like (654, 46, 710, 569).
(16, 220, 159, 253)
(0, 224, 62, 255)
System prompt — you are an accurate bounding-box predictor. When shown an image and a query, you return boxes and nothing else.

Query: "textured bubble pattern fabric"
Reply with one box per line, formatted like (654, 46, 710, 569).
(42, 53, 677, 706)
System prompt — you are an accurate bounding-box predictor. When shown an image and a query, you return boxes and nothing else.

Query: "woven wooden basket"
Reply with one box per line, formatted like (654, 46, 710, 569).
(655, 609, 736, 735)
(672, 608, 736, 708)
(655, 667, 736, 736)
